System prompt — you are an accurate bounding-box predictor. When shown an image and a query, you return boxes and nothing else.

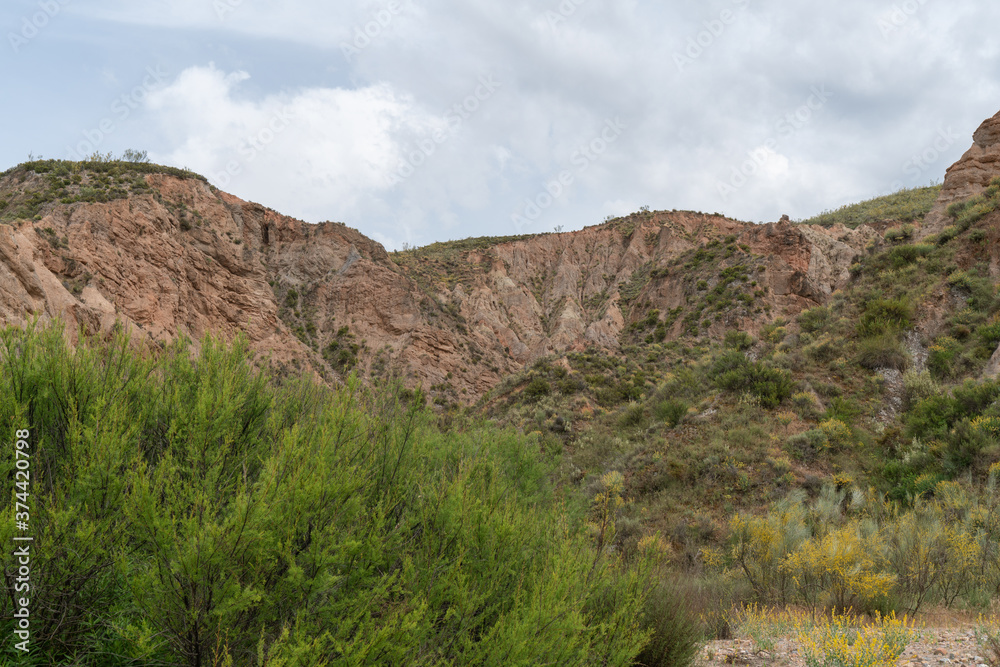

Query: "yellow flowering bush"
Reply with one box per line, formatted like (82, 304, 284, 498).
(796, 610, 915, 667)
(819, 418, 853, 449)
(713, 481, 1000, 612)
(781, 522, 895, 613)
(971, 414, 1000, 436)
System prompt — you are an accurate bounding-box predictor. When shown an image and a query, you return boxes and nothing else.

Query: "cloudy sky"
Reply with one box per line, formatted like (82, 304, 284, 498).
(3, 0, 999, 249)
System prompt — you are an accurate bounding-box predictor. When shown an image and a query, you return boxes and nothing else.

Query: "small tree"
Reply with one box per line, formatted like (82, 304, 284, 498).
(121, 148, 150, 163)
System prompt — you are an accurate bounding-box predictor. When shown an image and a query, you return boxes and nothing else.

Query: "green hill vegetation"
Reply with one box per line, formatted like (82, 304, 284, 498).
(801, 184, 942, 228)
(481, 180, 1000, 639)
(0, 155, 206, 224)
(0, 322, 701, 666)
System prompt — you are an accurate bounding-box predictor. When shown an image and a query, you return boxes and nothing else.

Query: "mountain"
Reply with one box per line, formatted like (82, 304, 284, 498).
(3, 109, 1000, 666)
(0, 108, 997, 412)
(0, 168, 939, 404)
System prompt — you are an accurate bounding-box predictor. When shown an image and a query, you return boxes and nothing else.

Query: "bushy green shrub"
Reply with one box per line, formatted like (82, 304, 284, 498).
(634, 580, 702, 667)
(524, 376, 552, 400)
(885, 243, 934, 268)
(857, 298, 913, 338)
(947, 269, 996, 312)
(902, 370, 938, 410)
(857, 335, 909, 371)
(724, 330, 755, 351)
(905, 393, 959, 440)
(711, 351, 792, 409)
(0, 322, 660, 666)
(654, 398, 688, 427)
(785, 429, 829, 461)
(883, 224, 914, 243)
(798, 306, 830, 334)
(976, 319, 1000, 355)
(619, 401, 647, 428)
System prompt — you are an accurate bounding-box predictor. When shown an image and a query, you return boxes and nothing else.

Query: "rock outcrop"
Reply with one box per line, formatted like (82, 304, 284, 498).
(923, 108, 1000, 234)
(0, 162, 884, 403)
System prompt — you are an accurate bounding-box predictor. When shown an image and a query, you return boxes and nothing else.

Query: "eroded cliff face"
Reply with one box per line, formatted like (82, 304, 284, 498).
(0, 166, 884, 402)
(923, 109, 1000, 234)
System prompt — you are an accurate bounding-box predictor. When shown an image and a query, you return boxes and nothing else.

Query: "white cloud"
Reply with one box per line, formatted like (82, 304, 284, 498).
(145, 65, 445, 226)
(38, 0, 1000, 249)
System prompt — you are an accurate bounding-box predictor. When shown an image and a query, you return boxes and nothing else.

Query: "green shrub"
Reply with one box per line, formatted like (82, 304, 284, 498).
(927, 336, 963, 378)
(952, 378, 1000, 414)
(724, 330, 754, 350)
(902, 370, 938, 410)
(654, 399, 688, 427)
(977, 320, 1000, 355)
(798, 306, 830, 334)
(619, 402, 647, 428)
(786, 429, 829, 460)
(0, 322, 658, 665)
(883, 224, 914, 243)
(524, 376, 552, 400)
(804, 335, 842, 363)
(947, 269, 996, 312)
(634, 581, 702, 667)
(937, 225, 959, 245)
(857, 298, 913, 338)
(905, 393, 959, 440)
(857, 335, 909, 372)
(711, 350, 792, 409)
(885, 243, 934, 269)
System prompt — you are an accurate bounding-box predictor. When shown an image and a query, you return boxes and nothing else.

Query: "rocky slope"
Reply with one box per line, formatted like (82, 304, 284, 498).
(1, 107, 997, 402)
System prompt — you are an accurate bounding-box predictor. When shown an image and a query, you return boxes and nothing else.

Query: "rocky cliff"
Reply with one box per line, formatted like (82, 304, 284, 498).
(2, 108, 998, 403)
(923, 108, 1000, 234)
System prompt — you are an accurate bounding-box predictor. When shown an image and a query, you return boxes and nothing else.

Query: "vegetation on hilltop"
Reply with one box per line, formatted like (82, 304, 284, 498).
(0, 154, 207, 223)
(801, 184, 942, 228)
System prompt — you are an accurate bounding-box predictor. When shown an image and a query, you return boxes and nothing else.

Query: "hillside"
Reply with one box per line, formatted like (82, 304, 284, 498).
(0, 162, 893, 408)
(2, 107, 1000, 666)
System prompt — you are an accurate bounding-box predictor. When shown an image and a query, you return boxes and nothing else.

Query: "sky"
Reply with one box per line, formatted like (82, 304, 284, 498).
(2, 1, 999, 250)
